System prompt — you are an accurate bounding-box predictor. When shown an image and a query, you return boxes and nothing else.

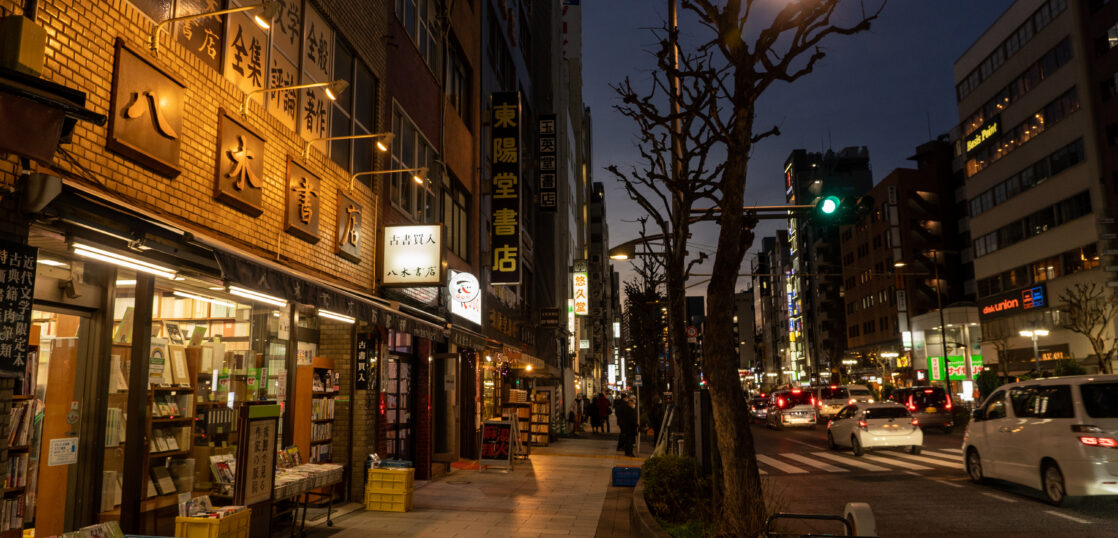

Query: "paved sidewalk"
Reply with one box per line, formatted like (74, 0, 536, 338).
(306, 432, 646, 538)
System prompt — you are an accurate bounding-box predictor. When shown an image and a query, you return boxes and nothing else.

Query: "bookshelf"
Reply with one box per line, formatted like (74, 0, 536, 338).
(530, 389, 552, 447)
(294, 357, 336, 464)
(0, 325, 37, 538)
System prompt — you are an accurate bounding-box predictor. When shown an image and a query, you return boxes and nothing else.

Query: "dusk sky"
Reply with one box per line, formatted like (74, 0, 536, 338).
(582, 0, 1016, 295)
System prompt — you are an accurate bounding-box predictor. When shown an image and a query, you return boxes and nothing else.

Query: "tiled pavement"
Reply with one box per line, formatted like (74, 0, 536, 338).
(305, 427, 647, 538)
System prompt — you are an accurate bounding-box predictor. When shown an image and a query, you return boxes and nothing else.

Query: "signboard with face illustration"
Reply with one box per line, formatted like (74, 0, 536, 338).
(381, 225, 444, 287)
(284, 158, 321, 243)
(107, 38, 185, 178)
(335, 189, 363, 263)
(214, 110, 265, 216)
(448, 270, 482, 325)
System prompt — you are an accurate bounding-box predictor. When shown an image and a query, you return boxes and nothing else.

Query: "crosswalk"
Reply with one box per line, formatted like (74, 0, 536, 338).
(755, 448, 963, 475)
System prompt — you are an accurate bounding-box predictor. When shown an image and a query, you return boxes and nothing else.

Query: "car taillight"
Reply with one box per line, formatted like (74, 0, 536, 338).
(777, 397, 786, 408)
(945, 395, 952, 410)
(848, 398, 857, 405)
(911, 418, 919, 426)
(858, 420, 868, 430)
(811, 396, 817, 406)
(1079, 436, 1118, 448)
(906, 395, 916, 412)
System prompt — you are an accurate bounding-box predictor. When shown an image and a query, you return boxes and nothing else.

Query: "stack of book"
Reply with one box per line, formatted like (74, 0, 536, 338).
(7, 400, 35, 447)
(4, 453, 27, 488)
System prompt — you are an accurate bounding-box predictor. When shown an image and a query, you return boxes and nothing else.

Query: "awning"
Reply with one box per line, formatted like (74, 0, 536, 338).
(449, 326, 488, 350)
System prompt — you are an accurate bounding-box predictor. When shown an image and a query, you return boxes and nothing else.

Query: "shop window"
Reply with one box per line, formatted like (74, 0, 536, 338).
(328, 37, 379, 174)
(442, 173, 471, 261)
(390, 105, 438, 223)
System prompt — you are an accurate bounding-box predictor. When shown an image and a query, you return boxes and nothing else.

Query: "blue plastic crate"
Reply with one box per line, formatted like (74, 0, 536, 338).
(612, 466, 641, 487)
(382, 459, 413, 469)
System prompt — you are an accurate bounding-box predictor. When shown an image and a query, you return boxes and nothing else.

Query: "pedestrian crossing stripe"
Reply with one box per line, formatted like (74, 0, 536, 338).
(940, 448, 963, 454)
(752, 449, 964, 475)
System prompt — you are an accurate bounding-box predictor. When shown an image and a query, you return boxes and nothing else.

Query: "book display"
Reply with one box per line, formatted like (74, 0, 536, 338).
(0, 324, 37, 538)
(294, 357, 337, 464)
(530, 388, 552, 447)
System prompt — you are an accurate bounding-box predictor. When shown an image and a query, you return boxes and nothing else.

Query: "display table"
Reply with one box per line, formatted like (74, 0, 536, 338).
(271, 463, 344, 536)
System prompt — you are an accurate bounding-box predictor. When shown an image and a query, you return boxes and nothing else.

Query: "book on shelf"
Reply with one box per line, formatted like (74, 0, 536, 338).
(100, 470, 121, 513)
(109, 353, 128, 393)
(188, 326, 208, 347)
(166, 322, 184, 345)
(113, 306, 134, 344)
(104, 407, 125, 447)
(168, 344, 190, 386)
(151, 466, 177, 496)
(210, 454, 235, 485)
(149, 338, 170, 387)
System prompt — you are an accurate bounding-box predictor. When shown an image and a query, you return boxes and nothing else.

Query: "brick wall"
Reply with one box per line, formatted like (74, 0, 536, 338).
(0, 0, 389, 293)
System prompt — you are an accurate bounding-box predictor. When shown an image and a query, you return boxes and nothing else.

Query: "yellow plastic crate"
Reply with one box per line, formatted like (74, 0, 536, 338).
(174, 508, 251, 538)
(366, 467, 415, 493)
(364, 489, 413, 512)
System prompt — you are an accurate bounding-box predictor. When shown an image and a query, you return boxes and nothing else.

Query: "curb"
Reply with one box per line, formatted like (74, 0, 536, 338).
(629, 478, 671, 538)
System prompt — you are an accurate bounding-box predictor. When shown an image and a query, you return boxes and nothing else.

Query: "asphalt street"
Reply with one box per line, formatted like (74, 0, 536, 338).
(750, 421, 1118, 537)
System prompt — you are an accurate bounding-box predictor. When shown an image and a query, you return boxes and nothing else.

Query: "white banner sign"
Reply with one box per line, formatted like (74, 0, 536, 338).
(449, 270, 482, 325)
(382, 225, 443, 286)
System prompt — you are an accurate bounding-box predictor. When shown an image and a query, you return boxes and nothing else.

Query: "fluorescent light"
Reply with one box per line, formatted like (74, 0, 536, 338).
(229, 286, 287, 307)
(72, 243, 177, 279)
(317, 309, 355, 324)
(174, 291, 236, 308)
(116, 280, 137, 287)
(37, 259, 68, 267)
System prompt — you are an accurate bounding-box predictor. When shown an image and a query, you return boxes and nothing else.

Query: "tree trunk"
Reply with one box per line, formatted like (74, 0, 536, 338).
(666, 257, 696, 457)
(704, 98, 766, 535)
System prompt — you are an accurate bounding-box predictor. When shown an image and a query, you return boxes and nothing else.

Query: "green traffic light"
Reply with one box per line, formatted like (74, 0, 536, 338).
(819, 196, 840, 215)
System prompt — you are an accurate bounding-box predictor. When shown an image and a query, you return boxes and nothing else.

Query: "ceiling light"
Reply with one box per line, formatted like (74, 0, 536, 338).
(37, 259, 68, 267)
(318, 309, 355, 324)
(116, 279, 137, 287)
(174, 291, 236, 308)
(72, 243, 177, 280)
(229, 286, 287, 308)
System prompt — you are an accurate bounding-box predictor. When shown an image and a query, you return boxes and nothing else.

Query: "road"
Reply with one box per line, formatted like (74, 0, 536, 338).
(750, 421, 1118, 537)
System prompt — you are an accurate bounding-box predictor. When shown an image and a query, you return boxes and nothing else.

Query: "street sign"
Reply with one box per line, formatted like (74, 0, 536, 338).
(686, 325, 699, 343)
(540, 307, 561, 328)
(635, 374, 643, 387)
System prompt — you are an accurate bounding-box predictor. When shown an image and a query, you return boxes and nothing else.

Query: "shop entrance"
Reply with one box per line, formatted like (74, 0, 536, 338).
(431, 350, 457, 461)
(27, 309, 92, 537)
(385, 331, 415, 462)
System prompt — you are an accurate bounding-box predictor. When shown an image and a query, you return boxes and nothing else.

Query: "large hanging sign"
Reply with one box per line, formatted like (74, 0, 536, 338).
(490, 92, 521, 286)
(214, 109, 265, 216)
(572, 270, 589, 316)
(449, 270, 482, 325)
(335, 189, 363, 263)
(538, 114, 557, 211)
(284, 157, 321, 243)
(381, 224, 444, 287)
(107, 38, 185, 178)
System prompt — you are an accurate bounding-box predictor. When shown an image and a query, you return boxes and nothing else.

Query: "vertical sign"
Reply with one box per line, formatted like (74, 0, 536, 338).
(234, 403, 279, 506)
(284, 157, 322, 243)
(0, 239, 36, 377)
(174, 0, 225, 71)
(538, 114, 557, 211)
(490, 92, 521, 285)
(572, 270, 588, 316)
(269, 0, 303, 131)
(223, 9, 269, 108)
(300, 4, 333, 142)
(355, 332, 376, 391)
(335, 189, 363, 263)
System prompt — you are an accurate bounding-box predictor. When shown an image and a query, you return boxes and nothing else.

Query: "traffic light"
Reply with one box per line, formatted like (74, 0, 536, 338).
(813, 195, 874, 225)
(818, 195, 840, 216)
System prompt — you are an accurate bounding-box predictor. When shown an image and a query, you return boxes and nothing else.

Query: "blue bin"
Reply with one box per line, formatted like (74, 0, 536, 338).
(612, 466, 642, 487)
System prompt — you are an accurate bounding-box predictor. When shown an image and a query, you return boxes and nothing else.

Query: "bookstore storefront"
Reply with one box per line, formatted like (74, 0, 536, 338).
(10, 188, 373, 536)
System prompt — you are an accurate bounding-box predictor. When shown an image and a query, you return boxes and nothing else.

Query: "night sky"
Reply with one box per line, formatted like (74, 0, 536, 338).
(583, 0, 1016, 295)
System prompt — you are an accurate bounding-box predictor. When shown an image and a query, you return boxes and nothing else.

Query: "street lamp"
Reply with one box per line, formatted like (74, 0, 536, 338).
(348, 167, 427, 191)
(241, 79, 349, 116)
(1019, 328, 1050, 376)
(150, 1, 279, 54)
(303, 132, 394, 160)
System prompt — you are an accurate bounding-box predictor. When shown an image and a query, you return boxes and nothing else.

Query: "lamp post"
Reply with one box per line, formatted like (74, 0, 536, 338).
(1019, 328, 1049, 376)
(241, 79, 349, 116)
(347, 167, 427, 191)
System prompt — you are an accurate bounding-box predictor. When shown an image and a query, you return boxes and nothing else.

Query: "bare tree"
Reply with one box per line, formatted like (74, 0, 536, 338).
(606, 30, 725, 457)
(1059, 282, 1118, 375)
(676, 1, 884, 534)
(981, 322, 1013, 378)
(623, 243, 668, 428)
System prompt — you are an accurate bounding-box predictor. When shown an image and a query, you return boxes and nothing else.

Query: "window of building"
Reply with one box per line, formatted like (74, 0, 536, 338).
(390, 105, 438, 222)
(955, 0, 1067, 101)
(442, 173, 470, 260)
(396, 0, 441, 72)
(446, 34, 473, 128)
(847, 302, 855, 314)
(966, 88, 1080, 178)
(326, 39, 379, 174)
(849, 325, 860, 338)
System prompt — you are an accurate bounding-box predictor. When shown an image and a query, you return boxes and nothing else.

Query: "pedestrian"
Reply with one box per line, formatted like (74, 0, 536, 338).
(587, 395, 601, 433)
(618, 396, 638, 457)
(596, 392, 612, 433)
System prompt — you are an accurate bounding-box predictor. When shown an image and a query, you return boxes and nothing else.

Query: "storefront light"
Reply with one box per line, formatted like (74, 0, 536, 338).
(526, 364, 533, 372)
(72, 242, 177, 279)
(317, 309, 355, 324)
(173, 290, 236, 308)
(36, 259, 67, 267)
(116, 279, 137, 287)
(228, 286, 287, 308)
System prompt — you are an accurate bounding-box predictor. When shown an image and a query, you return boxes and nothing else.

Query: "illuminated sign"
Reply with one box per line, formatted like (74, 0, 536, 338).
(929, 355, 985, 381)
(448, 270, 482, 325)
(965, 116, 1000, 154)
(979, 283, 1047, 319)
(381, 224, 444, 286)
(573, 271, 589, 315)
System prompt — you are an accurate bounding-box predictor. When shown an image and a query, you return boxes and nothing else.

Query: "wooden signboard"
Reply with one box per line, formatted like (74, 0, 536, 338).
(479, 420, 513, 469)
(0, 238, 36, 377)
(234, 403, 280, 506)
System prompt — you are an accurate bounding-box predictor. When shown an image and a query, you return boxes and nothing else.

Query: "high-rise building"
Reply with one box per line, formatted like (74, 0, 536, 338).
(752, 231, 792, 384)
(783, 148, 873, 384)
(956, 0, 1106, 375)
(734, 290, 758, 388)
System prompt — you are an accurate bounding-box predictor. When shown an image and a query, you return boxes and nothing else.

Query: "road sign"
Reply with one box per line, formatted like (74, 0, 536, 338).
(540, 307, 561, 328)
(686, 325, 699, 343)
(635, 374, 643, 387)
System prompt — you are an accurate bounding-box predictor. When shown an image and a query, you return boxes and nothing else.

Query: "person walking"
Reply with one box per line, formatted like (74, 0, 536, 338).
(587, 395, 601, 433)
(596, 392, 612, 434)
(617, 396, 638, 457)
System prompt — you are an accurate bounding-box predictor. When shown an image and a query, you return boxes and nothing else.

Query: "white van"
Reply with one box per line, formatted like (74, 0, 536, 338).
(963, 374, 1118, 505)
(814, 384, 876, 420)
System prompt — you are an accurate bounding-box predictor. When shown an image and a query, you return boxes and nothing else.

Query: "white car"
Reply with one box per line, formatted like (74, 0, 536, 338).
(826, 403, 923, 456)
(815, 384, 876, 420)
(767, 389, 818, 429)
(963, 375, 1118, 506)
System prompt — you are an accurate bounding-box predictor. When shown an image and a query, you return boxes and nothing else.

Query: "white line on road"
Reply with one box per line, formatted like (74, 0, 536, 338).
(1044, 510, 1092, 524)
(926, 450, 963, 462)
(913, 471, 966, 488)
(756, 454, 808, 474)
(784, 438, 824, 450)
(811, 452, 889, 472)
(782, 452, 848, 472)
(980, 492, 1019, 503)
(890, 452, 962, 468)
(862, 454, 931, 470)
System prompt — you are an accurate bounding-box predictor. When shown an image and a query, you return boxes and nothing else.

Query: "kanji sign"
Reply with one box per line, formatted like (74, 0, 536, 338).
(355, 332, 377, 391)
(214, 110, 265, 216)
(0, 239, 36, 377)
(480, 421, 513, 468)
(572, 270, 588, 316)
(107, 38, 185, 178)
(175, 0, 225, 71)
(490, 92, 521, 285)
(538, 114, 558, 211)
(223, 10, 268, 106)
(929, 355, 985, 382)
(381, 224, 444, 287)
(335, 189, 363, 263)
(299, 4, 332, 142)
(284, 158, 321, 243)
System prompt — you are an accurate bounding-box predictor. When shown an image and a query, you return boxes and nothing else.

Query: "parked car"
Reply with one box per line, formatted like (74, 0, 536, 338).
(963, 374, 1118, 506)
(892, 386, 955, 433)
(767, 388, 818, 430)
(814, 384, 875, 421)
(826, 402, 923, 456)
(749, 395, 770, 423)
